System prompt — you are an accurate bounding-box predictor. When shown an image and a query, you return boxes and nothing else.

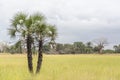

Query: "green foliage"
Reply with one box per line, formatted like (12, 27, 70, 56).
(56, 43, 64, 52)
(73, 42, 86, 53)
(43, 44, 51, 52)
(103, 49, 115, 53)
(0, 42, 10, 53)
(9, 40, 24, 54)
(63, 44, 74, 54)
(113, 45, 120, 53)
(8, 12, 58, 54)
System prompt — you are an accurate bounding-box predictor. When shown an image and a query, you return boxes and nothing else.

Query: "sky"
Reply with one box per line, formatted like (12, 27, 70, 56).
(0, 0, 120, 49)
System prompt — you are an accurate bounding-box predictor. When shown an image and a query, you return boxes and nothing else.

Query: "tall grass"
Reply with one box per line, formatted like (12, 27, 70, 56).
(0, 54, 120, 80)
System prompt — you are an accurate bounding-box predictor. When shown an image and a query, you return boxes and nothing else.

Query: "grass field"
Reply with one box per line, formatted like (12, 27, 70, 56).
(0, 54, 120, 80)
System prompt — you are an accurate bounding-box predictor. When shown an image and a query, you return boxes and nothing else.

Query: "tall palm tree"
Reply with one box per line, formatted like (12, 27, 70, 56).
(30, 13, 46, 73)
(9, 12, 34, 73)
(36, 24, 57, 74)
(32, 13, 57, 73)
(34, 23, 47, 73)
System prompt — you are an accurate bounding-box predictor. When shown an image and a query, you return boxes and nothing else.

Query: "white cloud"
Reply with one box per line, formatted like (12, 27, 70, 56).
(0, 0, 120, 49)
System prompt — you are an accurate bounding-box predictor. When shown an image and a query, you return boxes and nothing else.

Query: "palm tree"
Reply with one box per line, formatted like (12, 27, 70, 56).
(9, 12, 34, 73)
(34, 23, 47, 73)
(32, 13, 57, 73)
(9, 12, 57, 74)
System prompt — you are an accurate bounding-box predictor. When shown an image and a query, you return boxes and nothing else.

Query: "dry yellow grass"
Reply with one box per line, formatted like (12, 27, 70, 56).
(0, 54, 120, 80)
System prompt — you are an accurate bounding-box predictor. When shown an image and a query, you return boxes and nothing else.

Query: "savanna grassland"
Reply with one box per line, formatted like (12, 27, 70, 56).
(0, 54, 120, 80)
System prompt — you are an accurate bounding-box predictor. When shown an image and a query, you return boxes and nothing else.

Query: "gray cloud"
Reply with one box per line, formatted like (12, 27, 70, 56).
(0, 0, 120, 49)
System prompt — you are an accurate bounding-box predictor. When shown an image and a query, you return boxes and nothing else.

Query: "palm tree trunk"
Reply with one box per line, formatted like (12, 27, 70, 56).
(36, 40, 43, 74)
(26, 34, 33, 73)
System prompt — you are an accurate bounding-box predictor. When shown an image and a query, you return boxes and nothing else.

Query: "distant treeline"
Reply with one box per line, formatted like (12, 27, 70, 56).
(43, 42, 120, 54)
(0, 41, 120, 54)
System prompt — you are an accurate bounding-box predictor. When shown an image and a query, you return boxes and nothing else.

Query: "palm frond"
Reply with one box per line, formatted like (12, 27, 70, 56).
(21, 30, 26, 38)
(35, 23, 47, 34)
(48, 25, 57, 40)
(15, 40, 21, 48)
(31, 12, 45, 24)
(8, 28, 17, 38)
(25, 16, 32, 29)
(11, 12, 27, 27)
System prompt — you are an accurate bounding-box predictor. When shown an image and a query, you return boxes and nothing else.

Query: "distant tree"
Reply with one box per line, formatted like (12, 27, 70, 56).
(9, 40, 23, 54)
(56, 43, 64, 53)
(93, 46, 99, 53)
(73, 42, 85, 53)
(0, 42, 10, 53)
(113, 45, 120, 53)
(93, 38, 108, 53)
(14, 40, 22, 53)
(103, 49, 115, 53)
(63, 44, 74, 54)
(85, 42, 93, 53)
(113, 45, 118, 53)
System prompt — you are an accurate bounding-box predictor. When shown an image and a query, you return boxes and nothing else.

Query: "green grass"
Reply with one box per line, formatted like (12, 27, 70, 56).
(0, 54, 120, 80)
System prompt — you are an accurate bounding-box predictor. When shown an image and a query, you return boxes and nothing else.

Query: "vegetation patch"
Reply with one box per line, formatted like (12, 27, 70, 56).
(0, 54, 120, 80)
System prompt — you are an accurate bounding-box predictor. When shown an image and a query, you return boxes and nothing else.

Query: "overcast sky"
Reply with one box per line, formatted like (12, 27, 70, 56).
(0, 0, 120, 49)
